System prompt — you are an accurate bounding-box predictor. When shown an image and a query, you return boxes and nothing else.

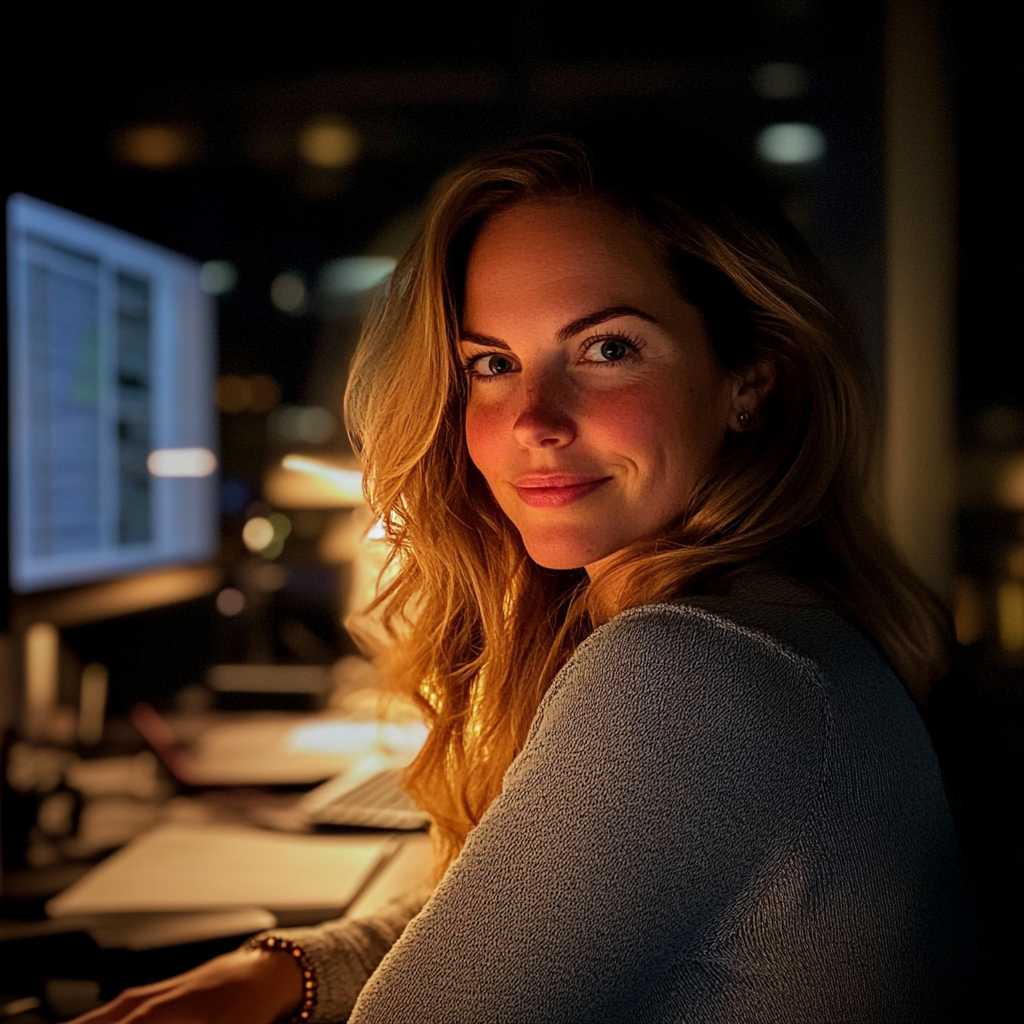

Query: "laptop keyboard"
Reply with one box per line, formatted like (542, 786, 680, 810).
(305, 767, 429, 831)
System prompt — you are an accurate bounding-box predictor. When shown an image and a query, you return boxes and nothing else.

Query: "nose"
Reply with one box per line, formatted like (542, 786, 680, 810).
(512, 371, 576, 449)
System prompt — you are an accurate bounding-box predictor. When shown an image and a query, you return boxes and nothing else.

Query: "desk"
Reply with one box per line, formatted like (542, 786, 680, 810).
(1, 705, 431, 1019)
(0, 830, 433, 1021)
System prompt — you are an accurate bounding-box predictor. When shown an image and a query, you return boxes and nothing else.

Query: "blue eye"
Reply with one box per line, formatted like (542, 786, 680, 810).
(584, 335, 636, 363)
(598, 339, 628, 361)
(464, 352, 517, 379)
(484, 354, 514, 375)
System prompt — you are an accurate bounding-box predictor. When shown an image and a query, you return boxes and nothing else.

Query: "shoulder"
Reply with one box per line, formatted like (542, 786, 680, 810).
(513, 600, 834, 787)
(495, 598, 836, 865)
(548, 599, 827, 719)
(577, 599, 820, 674)
(554, 566, 903, 715)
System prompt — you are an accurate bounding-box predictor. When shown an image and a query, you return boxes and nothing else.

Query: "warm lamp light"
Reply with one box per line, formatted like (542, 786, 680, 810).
(264, 456, 365, 508)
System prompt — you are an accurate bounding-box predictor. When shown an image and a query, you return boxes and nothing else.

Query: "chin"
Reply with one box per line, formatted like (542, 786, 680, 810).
(527, 551, 587, 571)
(520, 533, 617, 572)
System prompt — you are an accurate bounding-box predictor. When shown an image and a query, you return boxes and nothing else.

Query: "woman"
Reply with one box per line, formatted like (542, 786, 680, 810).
(75, 133, 994, 1024)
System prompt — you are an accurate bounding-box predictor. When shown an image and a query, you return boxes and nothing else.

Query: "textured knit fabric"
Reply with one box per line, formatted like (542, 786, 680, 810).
(272, 573, 995, 1023)
(266, 885, 430, 1023)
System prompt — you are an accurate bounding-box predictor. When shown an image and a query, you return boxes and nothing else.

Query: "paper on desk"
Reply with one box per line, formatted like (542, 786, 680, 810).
(46, 823, 394, 917)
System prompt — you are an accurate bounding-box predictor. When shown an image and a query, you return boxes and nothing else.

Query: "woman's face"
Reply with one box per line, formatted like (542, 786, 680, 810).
(460, 198, 741, 574)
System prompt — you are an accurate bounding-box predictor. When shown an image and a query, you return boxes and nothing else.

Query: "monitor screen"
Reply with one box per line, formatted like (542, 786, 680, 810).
(7, 194, 218, 594)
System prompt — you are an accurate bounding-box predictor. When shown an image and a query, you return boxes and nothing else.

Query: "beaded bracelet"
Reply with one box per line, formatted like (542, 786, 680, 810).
(247, 934, 319, 1023)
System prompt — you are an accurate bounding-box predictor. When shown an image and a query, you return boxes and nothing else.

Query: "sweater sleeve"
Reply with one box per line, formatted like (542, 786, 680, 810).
(260, 884, 431, 1024)
(348, 604, 827, 1024)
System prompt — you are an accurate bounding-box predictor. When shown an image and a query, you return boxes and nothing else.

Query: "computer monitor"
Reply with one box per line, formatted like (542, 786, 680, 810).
(6, 194, 218, 594)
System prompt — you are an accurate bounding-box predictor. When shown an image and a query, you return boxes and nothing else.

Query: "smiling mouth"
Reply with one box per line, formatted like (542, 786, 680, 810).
(512, 475, 611, 508)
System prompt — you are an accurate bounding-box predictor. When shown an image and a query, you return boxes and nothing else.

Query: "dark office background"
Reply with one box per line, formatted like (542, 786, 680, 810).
(4, 0, 1020, 847)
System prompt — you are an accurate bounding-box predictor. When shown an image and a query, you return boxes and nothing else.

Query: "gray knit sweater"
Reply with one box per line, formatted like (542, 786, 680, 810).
(273, 574, 992, 1023)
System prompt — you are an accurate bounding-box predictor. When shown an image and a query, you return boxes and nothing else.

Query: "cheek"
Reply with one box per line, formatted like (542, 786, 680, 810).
(584, 378, 725, 476)
(583, 384, 678, 453)
(464, 401, 506, 481)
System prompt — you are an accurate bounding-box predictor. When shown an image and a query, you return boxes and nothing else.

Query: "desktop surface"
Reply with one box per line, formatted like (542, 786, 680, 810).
(0, 706, 432, 1023)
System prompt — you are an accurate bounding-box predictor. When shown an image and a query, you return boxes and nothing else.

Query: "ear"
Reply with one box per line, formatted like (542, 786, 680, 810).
(728, 360, 775, 431)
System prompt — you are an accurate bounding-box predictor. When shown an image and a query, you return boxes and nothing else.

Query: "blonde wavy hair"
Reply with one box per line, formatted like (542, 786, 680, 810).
(345, 133, 950, 873)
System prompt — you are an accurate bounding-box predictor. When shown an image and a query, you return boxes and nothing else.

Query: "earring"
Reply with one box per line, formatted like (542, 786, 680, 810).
(737, 410, 751, 431)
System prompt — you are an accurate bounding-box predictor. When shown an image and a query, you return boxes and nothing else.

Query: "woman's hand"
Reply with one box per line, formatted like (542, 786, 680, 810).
(67, 945, 305, 1024)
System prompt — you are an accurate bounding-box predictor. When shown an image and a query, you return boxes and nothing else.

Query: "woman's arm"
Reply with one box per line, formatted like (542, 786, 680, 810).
(263, 885, 431, 1022)
(68, 945, 307, 1024)
(68, 860, 432, 1023)
(349, 604, 825, 1024)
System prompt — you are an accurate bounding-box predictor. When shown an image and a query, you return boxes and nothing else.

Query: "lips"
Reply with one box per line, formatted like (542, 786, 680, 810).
(512, 474, 610, 508)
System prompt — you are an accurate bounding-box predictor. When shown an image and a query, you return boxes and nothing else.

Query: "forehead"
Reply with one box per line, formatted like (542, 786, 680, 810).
(462, 199, 676, 331)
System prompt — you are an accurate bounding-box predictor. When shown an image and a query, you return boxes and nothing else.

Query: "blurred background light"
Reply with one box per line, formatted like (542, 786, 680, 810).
(286, 718, 426, 756)
(268, 405, 336, 444)
(241, 513, 293, 559)
(112, 124, 197, 169)
(319, 256, 396, 297)
(199, 260, 239, 295)
(298, 118, 361, 169)
(756, 122, 826, 164)
(147, 448, 218, 478)
(215, 588, 246, 616)
(263, 457, 364, 508)
(270, 271, 308, 314)
(242, 516, 275, 553)
(752, 62, 809, 100)
(281, 456, 363, 503)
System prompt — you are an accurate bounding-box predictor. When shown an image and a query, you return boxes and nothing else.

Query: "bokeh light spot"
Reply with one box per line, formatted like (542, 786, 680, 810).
(242, 516, 275, 552)
(298, 120, 361, 169)
(199, 260, 238, 295)
(113, 124, 196, 169)
(216, 588, 246, 616)
(756, 123, 826, 164)
(270, 272, 308, 314)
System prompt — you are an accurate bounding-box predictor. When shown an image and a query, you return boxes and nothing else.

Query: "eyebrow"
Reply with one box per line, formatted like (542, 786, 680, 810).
(459, 305, 660, 350)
